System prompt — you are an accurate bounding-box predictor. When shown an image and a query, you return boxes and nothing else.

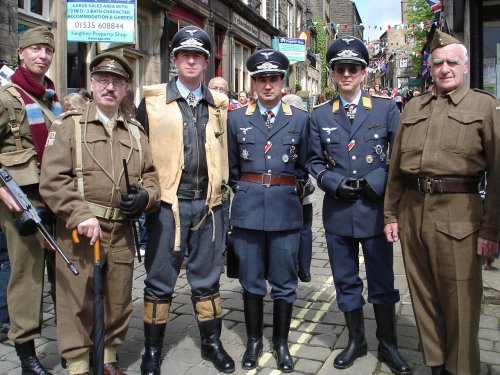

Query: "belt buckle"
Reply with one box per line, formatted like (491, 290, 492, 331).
(107, 207, 115, 220)
(194, 189, 202, 199)
(424, 178, 434, 193)
(261, 173, 272, 187)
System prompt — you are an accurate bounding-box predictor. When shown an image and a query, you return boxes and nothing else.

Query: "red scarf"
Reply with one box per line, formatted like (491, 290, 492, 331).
(10, 66, 62, 163)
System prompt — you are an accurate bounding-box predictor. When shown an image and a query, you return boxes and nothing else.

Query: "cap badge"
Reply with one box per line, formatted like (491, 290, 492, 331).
(342, 37, 355, 45)
(257, 62, 279, 70)
(105, 59, 117, 69)
(260, 51, 274, 59)
(180, 38, 204, 48)
(185, 29, 198, 36)
(338, 50, 359, 58)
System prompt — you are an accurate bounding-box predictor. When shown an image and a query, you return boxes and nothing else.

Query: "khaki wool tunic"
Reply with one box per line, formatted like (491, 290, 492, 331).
(384, 83, 500, 374)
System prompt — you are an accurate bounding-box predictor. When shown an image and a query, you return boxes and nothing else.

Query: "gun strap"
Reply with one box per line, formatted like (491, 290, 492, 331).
(127, 120, 143, 186)
(0, 86, 24, 150)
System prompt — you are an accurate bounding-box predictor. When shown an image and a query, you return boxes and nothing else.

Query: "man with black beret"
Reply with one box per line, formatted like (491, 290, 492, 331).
(40, 52, 160, 375)
(136, 25, 235, 374)
(307, 36, 411, 374)
(384, 29, 500, 375)
(227, 48, 309, 372)
(0, 25, 60, 374)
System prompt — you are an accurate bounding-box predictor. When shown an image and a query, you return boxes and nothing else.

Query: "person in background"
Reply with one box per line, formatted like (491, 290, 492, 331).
(0, 26, 61, 374)
(75, 88, 92, 103)
(62, 92, 87, 112)
(137, 25, 235, 374)
(238, 90, 248, 107)
(228, 49, 309, 372)
(368, 87, 376, 96)
(308, 36, 411, 374)
(384, 29, 499, 375)
(40, 52, 160, 375)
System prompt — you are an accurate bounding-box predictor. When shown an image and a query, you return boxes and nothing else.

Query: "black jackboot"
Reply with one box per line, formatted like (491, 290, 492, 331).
(431, 365, 447, 375)
(374, 304, 412, 375)
(140, 322, 167, 375)
(272, 300, 294, 373)
(241, 293, 263, 370)
(198, 318, 235, 373)
(15, 340, 51, 375)
(333, 308, 368, 369)
(141, 294, 170, 375)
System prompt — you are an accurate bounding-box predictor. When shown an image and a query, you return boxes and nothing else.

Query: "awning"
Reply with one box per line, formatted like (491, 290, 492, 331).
(402, 78, 422, 87)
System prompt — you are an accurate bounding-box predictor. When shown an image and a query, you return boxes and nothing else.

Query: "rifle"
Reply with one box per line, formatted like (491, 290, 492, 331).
(122, 159, 142, 262)
(0, 168, 79, 275)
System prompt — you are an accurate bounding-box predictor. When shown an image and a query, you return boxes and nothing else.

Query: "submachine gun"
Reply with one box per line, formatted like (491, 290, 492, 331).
(0, 168, 79, 276)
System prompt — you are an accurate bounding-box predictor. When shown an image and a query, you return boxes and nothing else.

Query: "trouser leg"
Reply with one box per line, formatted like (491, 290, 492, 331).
(192, 293, 235, 373)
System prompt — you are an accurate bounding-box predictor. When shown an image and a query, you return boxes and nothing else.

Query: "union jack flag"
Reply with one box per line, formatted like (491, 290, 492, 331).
(426, 0, 442, 22)
(421, 51, 431, 78)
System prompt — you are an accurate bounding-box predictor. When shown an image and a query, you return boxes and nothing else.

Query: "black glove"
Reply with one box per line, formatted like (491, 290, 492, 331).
(303, 176, 316, 197)
(120, 186, 149, 219)
(336, 178, 363, 202)
(358, 178, 380, 202)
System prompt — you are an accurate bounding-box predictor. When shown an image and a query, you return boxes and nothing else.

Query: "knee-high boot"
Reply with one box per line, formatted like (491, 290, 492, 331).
(241, 292, 263, 370)
(373, 304, 412, 375)
(333, 308, 368, 369)
(272, 300, 294, 373)
(140, 294, 171, 375)
(15, 340, 51, 375)
(193, 293, 235, 373)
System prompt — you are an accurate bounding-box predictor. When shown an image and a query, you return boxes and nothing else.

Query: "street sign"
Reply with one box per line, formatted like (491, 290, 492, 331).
(275, 37, 306, 62)
(67, 0, 136, 44)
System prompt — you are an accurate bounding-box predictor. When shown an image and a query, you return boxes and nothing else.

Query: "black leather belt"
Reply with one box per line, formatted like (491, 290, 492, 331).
(177, 188, 207, 199)
(240, 173, 297, 187)
(406, 176, 480, 194)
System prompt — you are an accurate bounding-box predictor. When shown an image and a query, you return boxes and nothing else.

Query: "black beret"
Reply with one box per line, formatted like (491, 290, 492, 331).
(171, 26, 211, 57)
(326, 36, 369, 69)
(246, 49, 289, 77)
(90, 52, 133, 81)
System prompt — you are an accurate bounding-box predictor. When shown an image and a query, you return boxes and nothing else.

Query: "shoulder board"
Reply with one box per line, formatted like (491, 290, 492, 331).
(313, 100, 331, 108)
(128, 117, 145, 131)
(370, 94, 391, 100)
(472, 88, 497, 100)
(59, 109, 82, 118)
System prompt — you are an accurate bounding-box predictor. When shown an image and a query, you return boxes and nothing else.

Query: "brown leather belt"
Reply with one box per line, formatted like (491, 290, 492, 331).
(406, 176, 480, 194)
(240, 173, 297, 187)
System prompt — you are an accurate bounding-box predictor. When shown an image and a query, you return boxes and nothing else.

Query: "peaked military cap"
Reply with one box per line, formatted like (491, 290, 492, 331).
(246, 49, 289, 77)
(19, 26, 55, 50)
(90, 52, 133, 81)
(171, 26, 212, 57)
(430, 29, 463, 52)
(326, 36, 369, 69)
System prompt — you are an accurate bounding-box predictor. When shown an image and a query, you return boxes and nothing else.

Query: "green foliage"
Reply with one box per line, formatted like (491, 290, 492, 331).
(323, 86, 336, 100)
(313, 17, 329, 95)
(405, 0, 435, 76)
(295, 83, 302, 92)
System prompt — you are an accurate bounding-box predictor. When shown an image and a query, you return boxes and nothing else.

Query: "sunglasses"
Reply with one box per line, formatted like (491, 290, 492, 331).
(334, 65, 363, 75)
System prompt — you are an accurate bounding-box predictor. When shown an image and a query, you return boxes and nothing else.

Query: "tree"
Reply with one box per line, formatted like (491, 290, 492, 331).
(313, 18, 336, 98)
(405, 0, 435, 76)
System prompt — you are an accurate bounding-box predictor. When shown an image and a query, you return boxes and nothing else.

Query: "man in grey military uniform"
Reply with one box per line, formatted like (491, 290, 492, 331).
(307, 36, 411, 374)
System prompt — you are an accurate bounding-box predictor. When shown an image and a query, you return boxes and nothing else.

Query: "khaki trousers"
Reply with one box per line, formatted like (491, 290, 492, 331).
(399, 189, 482, 375)
(55, 218, 135, 360)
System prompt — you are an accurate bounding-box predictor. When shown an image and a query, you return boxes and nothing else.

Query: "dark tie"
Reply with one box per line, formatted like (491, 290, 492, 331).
(263, 110, 274, 129)
(187, 92, 197, 108)
(344, 103, 357, 120)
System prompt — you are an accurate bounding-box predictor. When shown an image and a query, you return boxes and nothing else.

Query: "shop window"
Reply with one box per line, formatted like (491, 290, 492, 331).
(18, 0, 49, 19)
(234, 42, 251, 94)
(483, 0, 500, 98)
(67, 42, 87, 93)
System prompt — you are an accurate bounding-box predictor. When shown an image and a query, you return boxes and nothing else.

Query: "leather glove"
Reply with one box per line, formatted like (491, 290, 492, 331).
(336, 178, 363, 202)
(120, 185, 149, 220)
(303, 176, 316, 197)
(358, 178, 380, 202)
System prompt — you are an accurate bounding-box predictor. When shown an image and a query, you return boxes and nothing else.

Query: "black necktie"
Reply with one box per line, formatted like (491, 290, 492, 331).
(263, 111, 274, 129)
(344, 103, 357, 120)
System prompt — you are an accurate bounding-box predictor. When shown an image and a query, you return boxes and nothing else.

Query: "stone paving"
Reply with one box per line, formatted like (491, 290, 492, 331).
(0, 192, 499, 374)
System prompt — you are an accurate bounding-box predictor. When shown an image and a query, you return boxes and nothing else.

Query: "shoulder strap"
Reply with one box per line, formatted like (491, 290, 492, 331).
(73, 115, 85, 196)
(0, 86, 24, 150)
(127, 121, 143, 182)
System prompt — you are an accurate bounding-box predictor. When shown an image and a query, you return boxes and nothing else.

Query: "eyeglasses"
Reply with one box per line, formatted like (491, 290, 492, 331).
(334, 65, 362, 75)
(93, 78, 127, 88)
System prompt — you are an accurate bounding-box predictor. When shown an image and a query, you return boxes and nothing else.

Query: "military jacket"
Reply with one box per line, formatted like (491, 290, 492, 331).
(39, 102, 160, 230)
(308, 92, 399, 237)
(384, 83, 500, 242)
(228, 102, 309, 231)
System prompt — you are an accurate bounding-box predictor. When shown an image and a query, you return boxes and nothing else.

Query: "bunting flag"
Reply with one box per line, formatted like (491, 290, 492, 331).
(425, 0, 442, 22)
(421, 51, 431, 77)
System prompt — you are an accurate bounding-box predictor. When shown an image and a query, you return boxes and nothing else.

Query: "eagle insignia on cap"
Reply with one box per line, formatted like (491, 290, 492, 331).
(260, 51, 274, 59)
(186, 29, 198, 36)
(180, 38, 204, 48)
(105, 59, 117, 69)
(338, 50, 359, 58)
(342, 37, 355, 45)
(257, 62, 279, 70)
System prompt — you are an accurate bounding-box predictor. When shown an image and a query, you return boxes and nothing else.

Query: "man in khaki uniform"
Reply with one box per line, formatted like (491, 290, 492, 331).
(39, 53, 160, 375)
(0, 26, 61, 374)
(384, 30, 500, 375)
